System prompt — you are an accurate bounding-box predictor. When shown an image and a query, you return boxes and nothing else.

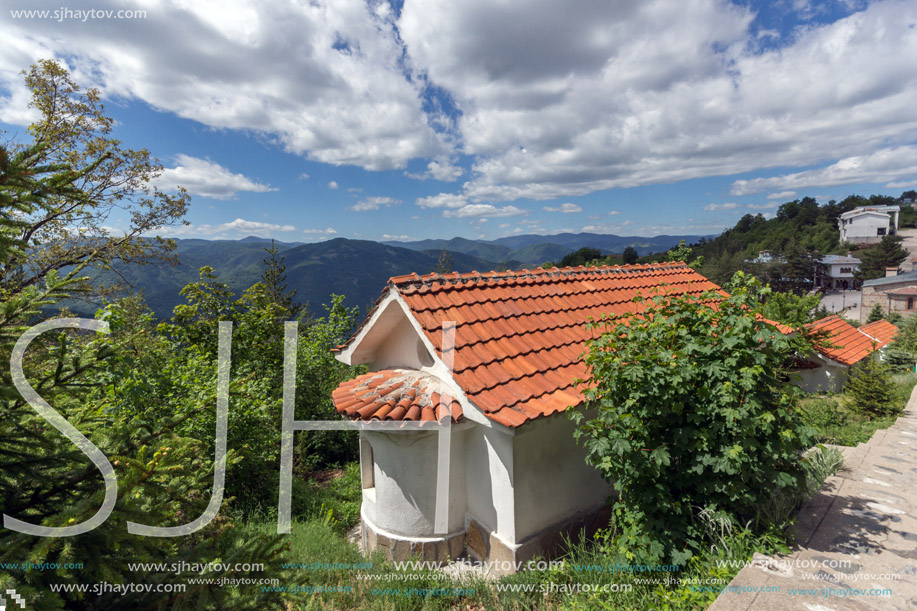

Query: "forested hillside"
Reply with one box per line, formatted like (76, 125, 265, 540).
(692, 195, 915, 286)
(84, 237, 499, 318)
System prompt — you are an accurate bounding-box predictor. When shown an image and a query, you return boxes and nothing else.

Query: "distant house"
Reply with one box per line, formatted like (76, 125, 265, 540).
(815, 254, 861, 290)
(838, 205, 900, 245)
(791, 316, 898, 393)
(860, 269, 917, 323)
(745, 250, 783, 264)
(330, 263, 720, 571)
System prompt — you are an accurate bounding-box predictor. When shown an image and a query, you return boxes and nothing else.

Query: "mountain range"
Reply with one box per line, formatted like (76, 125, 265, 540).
(92, 232, 709, 318)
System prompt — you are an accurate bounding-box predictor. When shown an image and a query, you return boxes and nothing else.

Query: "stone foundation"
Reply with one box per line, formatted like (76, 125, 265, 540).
(464, 502, 611, 574)
(361, 503, 611, 573)
(361, 515, 464, 564)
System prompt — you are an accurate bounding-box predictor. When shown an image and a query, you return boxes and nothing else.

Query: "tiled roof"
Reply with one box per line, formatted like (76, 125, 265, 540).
(805, 315, 894, 366)
(885, 286, 917, 296)
(839, 205, 900, 219)
(346, 263, 723, 428)
(858, 319, 899, 346)
(819, 255, 861, 265)
(332, 369, 462, 423)
(862, 270, 917, 287)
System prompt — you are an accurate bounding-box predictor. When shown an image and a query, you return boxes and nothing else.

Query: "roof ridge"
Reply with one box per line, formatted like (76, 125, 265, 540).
(388, 262, 691, 289)
(857, 327, 883, 344)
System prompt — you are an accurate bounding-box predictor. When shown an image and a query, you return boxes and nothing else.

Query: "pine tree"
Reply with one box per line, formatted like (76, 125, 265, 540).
(846, 355, 896, 417)
(434, 248, 454, 274)
(854, 235, 908, 281)
(867, 303, 885, 323)
(261, 239, 302, 317)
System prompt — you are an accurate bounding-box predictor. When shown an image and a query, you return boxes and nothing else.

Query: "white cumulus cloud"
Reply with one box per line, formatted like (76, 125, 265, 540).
(442, 204, 525, 218)
(543, 203, 582, 213)
(703, 202, 739, 211)
(766, 190, 797, 200)
(0, 0, 446, 171)
(3, 0, 915, 205)
(730, 146, 917, 195)
(415, 193, 469, 208)
(350, 196, 401, 211)
(163, 218, 295, 238)
(156, 155, 275, 200)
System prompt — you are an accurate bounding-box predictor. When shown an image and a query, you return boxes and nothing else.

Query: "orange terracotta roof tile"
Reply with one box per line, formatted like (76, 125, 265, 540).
(805, 315, 895, 366)
(339, 263, 735, 427)
(331, 369, 462, 423)
(858, 319, 899, 347)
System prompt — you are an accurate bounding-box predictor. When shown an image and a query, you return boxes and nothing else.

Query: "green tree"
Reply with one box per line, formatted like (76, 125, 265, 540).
(846, 355, 897, 417)
(666, 239, 704, 269)
(571, 274, 810, 564)
(0, 60, 189, 301)
(262, 239, 303, 318)
(434, 248, 454, 274)
(622, 245, 638, 265)
(760, 291, 822, 328)
(560, 247, 603, 267)
(854, 235, 908, 281)
(866, 303, 885, 323)
(0, 67, 297, 609)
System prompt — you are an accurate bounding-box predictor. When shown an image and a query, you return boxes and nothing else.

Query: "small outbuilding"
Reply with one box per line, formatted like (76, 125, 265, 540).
(330, 263, 719, 571)
(791, 316, 898, 393)
(861, 269, 917, 323)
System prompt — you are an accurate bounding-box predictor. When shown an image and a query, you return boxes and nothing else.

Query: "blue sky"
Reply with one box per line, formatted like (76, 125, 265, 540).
(1, 0, 916, 242)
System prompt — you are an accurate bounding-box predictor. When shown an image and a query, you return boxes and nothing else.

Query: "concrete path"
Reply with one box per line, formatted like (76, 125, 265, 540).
(820, 290, 861, 322)
(708, 386, 917, 611)
(898, 228, 917, 272)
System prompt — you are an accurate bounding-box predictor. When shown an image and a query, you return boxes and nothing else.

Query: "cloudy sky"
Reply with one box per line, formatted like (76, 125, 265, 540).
(1, 0, 916, 241)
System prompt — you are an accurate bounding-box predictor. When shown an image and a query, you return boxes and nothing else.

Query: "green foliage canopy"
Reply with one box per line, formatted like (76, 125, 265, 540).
(570, 275, 812, 565)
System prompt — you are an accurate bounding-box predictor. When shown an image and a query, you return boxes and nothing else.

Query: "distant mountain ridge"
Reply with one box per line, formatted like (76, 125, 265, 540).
(385, 232, 709, 265)
(88, 231, 710, 318)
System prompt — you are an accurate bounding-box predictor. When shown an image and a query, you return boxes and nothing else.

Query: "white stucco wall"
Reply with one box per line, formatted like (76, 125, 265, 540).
(840, 212, 890, 242)
(464, 425, 516, 542)
(827, 264, 856, 280)
(360, 428, 467, 537)
(512, 414, 613, 542)
(792, 359, 848, 393)
(374, 315, 435, 371)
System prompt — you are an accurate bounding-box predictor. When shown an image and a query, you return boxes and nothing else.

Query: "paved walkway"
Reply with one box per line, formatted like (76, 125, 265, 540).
(709, 386, 917, 610)
(820, 290, 861, 322)
(899, 228, 917, 273)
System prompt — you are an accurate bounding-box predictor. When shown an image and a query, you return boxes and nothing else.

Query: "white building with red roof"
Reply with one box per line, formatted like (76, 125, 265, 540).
(330, 263, 724, 570)
(792, 316, 898, 393)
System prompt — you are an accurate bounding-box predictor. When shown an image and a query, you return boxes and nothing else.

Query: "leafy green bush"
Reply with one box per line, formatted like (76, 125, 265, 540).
(295, 462, 362, 534)
(799, 398, 844, 431)
(571, 274, 812, 565)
